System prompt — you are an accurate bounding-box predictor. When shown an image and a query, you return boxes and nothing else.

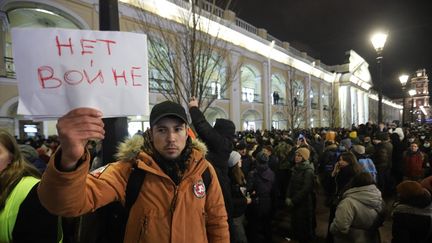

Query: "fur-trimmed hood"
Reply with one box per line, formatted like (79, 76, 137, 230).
(115, 130, 208, 162)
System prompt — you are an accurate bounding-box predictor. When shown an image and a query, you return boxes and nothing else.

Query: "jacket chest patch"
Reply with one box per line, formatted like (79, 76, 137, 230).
(193, 180, 206, 198)
(90, 164, 110, 178)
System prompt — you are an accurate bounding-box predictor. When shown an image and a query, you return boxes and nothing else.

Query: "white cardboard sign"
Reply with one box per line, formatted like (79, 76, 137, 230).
(11, 28, 149, 119)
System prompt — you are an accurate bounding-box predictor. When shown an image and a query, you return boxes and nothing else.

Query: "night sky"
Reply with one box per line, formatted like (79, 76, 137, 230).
(228, 0, 432, 98)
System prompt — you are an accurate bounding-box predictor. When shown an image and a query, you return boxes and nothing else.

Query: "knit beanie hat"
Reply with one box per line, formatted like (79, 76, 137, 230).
(256, 151, 269, 164)
(349, 131, 357, 139)
(326, 131, 336, 142)
(421, 176, 432, 193)
(340, 138, 352, 150)
(228, 151, 241, 168)
(295, 147, 310, 161)
(352, 144, 365, 155)
(397, 180, 432, 208)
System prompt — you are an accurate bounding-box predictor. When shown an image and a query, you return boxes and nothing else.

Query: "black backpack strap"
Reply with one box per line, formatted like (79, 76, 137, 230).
(202, 167, 212, 191)
(124, 164, 146, 213)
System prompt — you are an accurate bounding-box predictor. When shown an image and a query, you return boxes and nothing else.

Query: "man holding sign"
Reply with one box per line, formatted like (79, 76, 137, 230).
(37, 101, 229, 243)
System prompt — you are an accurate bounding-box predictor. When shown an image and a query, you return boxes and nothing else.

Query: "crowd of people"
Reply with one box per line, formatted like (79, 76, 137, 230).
(2, 100, 432, 242)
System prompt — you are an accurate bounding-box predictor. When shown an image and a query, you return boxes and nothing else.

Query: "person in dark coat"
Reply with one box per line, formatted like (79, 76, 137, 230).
(402, 142, 426, 181)
(318, 140, 339, 203)
(392, 180, 432, 243)
(246, 151, 276, 243)
(390, 132, 405, 187)
(285, 147, 315, 243)
(189, 97, 235, 239)
(372, 132, 393, 197)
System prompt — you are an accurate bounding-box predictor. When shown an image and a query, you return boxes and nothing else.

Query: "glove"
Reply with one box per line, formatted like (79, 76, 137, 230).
(285, 198, 293, 207)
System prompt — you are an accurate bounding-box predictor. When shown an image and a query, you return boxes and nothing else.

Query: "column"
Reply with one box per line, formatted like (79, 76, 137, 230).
(305, 75, 312, 128)
(229, 51, 241, 130)
(364, 92, 369, 123)
(319, 83, 324, 127)
(0, 12, 8, 76)
(263, 61, 271, 130)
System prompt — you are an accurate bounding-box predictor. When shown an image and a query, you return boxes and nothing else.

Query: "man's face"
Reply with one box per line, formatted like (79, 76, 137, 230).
(151, 117, 188, 160)
(410, 143, 419, 152)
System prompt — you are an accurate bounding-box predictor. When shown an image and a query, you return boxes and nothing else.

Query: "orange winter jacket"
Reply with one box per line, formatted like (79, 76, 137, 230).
(38, 136, 229, 243)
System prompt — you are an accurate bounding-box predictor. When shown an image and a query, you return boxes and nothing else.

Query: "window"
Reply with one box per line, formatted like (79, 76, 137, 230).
(211, 81, 221, 99)
(242, 87, 255, 102)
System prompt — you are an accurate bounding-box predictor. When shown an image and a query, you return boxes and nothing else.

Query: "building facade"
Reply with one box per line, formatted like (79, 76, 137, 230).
(0, 0, 402, 139)
(398, 69, 430, 124)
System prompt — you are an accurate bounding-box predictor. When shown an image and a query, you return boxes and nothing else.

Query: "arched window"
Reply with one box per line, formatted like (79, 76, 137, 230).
(4, 7, 82, 78)
(204, 107, 227, 125)
(242, 110, 262, 130)
(272, 112, 286, 129)
(292, 80, 304, 106)
(310, 83, 319, 109)
(201, 53, 226, 99)
(147, 38, 174, 93)
(271, 74, 286, 105)
(241, 64, 261, 102)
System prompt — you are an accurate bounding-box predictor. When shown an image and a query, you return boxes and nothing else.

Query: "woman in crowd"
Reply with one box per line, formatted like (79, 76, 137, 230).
(285, 147, 315, 243)
(330, 172, 385, 243)
(0, 129, 62, 242)
(229, 150, 251, 243)
(326, 152, 363, 243)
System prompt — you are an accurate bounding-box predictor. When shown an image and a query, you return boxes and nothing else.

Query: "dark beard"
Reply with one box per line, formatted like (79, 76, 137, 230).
(152, 137, 193, 185)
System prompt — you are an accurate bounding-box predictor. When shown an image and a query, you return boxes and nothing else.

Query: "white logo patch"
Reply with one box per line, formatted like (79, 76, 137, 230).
(90, 164, 109, 178)
(193, 180, 206, 198)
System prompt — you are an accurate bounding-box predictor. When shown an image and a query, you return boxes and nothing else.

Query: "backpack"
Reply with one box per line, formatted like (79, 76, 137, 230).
(68, 164, 212, 243)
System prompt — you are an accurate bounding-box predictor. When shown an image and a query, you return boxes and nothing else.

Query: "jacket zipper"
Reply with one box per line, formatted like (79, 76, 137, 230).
(169, 185, 179, 240)
(144, 216, 149, 234)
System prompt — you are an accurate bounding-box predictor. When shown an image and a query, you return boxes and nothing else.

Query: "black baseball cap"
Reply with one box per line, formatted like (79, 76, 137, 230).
(150, 101, 188, 126)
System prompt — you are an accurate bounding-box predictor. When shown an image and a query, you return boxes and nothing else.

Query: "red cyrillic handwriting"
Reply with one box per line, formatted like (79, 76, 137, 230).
(131, 67, 142, 86)
(55, 36, 117, 56)
(80, 39, 97, 55)
(56, 36, 73, 56)
(37, 66, 142, 88)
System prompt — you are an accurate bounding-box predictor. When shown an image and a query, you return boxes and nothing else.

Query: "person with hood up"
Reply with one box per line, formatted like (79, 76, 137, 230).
(285, 147, 315, 243)
(330, 172, 385, 243)
(392, 180, 432, 243)
(246, 151, 276, 243)
(37, 101, 229, 243)
(188, 97, 236, 240)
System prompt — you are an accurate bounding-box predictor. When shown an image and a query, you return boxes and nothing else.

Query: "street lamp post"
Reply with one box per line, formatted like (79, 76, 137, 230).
(370, 32, 388, 123)
(399, 74, 409, 126)
(408, 89, 416, 124)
